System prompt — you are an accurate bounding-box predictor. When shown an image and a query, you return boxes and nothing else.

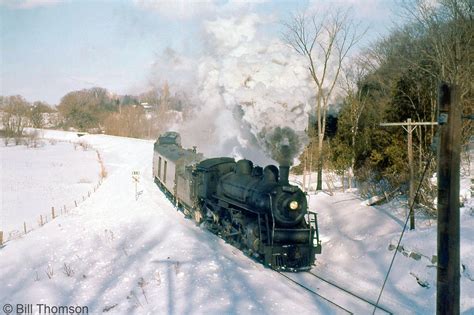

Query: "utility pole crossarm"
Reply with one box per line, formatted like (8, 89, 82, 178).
(380, 121, 438, 126)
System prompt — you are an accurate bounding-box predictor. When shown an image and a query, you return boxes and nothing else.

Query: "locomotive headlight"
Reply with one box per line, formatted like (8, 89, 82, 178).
(289, 200, 299, 210)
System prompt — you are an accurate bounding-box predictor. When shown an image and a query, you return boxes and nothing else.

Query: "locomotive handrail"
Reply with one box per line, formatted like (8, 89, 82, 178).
(314, 213, 320, 246)
(308, 212, 321, 248)
(264, 214, 270, 245)
(268, 193, 275, 246)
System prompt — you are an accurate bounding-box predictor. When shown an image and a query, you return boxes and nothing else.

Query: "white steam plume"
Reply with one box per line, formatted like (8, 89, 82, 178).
(166, 14, 314, 166)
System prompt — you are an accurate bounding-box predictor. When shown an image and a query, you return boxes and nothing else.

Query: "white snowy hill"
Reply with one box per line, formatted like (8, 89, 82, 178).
(0, 130, 472, 314)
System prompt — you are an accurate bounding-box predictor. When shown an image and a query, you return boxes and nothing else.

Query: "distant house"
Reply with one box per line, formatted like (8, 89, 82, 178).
(140, 102, 153, 111)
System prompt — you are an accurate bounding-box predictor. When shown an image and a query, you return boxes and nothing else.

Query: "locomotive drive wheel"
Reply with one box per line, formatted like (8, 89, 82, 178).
(243, 222, 260, 253)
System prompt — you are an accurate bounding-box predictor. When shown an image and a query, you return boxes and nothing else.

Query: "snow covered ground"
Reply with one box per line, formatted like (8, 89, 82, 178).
(1, 138, 100, 237)
(0, 130, 472, 314)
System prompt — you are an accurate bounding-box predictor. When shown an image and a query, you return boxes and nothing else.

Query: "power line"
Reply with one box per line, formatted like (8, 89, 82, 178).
(380, 119, 438, 229)
(372, 152, 434, 314)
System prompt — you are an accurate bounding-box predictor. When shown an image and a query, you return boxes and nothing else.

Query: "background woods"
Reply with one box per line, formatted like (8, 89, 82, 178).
(296, 0, 472, 207)
(1, 83, 186, 142)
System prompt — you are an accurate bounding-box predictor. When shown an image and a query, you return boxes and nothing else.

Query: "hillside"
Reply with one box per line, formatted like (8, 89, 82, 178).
(0, 130, 472, 314)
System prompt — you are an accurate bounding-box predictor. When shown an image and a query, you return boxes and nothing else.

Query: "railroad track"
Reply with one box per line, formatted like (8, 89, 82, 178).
(278, 271, 353, 314)
(278, 271, 393, 315)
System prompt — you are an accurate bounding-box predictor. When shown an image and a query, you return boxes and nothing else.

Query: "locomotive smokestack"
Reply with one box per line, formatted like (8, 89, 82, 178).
(279, 164, 290, 185)
(279, 143, 291, 185)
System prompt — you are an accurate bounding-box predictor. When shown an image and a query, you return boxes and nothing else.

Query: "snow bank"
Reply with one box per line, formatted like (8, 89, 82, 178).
(0, 131, 336, 314)
(310, 191, 473, 314)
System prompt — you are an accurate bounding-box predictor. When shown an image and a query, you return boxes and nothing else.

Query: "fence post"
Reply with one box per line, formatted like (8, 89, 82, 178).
(40, 215, 43, 226)
(24, 222, 27, 234)
(0, 231, 3, 245)
(51, 207, 55, 219)
(75, 200, 77, 207)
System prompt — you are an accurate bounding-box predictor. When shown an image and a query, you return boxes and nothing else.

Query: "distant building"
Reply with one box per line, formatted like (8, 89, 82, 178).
(140, 102, 153, 111)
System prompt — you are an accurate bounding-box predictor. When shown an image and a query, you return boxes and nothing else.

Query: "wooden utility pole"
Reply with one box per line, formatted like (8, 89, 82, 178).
(308, 142, 313, 191)
(436, 83, 461, 315)
(380, 119, 437, 229)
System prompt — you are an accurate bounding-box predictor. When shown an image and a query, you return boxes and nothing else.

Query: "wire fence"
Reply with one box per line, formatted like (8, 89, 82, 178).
(0, 140, 107, 247)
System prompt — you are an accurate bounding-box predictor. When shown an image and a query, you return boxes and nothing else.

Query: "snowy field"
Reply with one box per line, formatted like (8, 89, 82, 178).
(0, 130, 472, 314)
(0, 138, 100, 236)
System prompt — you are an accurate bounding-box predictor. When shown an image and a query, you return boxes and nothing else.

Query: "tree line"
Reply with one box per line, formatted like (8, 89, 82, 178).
(291, 0, 472, 211)
(0, 83, 186, 144)
(0, 95, 56, 145)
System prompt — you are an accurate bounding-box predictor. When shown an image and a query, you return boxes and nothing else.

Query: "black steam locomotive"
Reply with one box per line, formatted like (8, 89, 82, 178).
(153, 131, 321, 271)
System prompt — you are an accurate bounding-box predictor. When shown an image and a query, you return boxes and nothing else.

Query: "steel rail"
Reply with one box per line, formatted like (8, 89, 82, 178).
(277, 271, 353, 314)
(307, 271, 393, 315)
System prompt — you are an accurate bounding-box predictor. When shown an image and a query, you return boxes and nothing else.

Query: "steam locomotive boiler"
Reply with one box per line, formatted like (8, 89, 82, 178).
(153, 131, 321, 271)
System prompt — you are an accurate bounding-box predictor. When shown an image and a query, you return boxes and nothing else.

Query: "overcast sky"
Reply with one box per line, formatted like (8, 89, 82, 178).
(0, 0, 404, 105)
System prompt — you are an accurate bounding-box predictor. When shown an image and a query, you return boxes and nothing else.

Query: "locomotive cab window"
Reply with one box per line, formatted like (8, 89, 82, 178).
(164, 160, 167, 183)
(158, 157, 162, 179)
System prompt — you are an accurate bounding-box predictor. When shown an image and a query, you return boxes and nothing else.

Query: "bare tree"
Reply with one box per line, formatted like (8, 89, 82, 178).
(283, 9, 365, 190)
(29, 101, 53, 128)
(340, 63, 369, 189)
(2, 95, 30, 145)
(104, 105, 147, 138)
(400, 0, 473, 148)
